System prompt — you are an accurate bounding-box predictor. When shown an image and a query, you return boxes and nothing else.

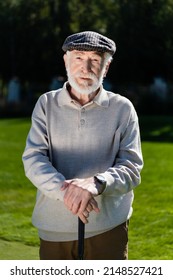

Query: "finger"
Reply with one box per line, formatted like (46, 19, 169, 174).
(83, 210, 89, 218)
(71, 188, 92, 214)
(78, 213, 88, 224)
(86, 203, 93, 212)
(77, 195, 91, 214)
(90, 198, 100, 213)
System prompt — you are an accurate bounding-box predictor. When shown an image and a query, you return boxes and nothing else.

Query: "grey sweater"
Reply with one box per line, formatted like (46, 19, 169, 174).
(22, 82, 143, 241)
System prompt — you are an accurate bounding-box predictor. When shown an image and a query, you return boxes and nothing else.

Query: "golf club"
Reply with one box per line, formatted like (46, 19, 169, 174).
(78, 217, 85, 260)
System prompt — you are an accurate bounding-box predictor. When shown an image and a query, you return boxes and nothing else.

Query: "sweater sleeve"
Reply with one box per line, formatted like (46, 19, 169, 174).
(22, 94, 66, 201)
(100, 110, 143, 196)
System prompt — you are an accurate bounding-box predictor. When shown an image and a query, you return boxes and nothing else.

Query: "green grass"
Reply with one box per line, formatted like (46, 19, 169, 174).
(0, 239, 38, 260)
(0, 118, 40, 255)
(129, 142, 173, 259)
(0, 116, 173, 259)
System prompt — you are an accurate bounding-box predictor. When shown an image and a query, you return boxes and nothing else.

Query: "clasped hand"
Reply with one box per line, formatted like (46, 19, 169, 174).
(61, 177, 100, 224)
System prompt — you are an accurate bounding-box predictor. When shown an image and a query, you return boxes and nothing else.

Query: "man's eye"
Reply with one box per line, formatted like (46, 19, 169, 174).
(92, 58, 100, 63)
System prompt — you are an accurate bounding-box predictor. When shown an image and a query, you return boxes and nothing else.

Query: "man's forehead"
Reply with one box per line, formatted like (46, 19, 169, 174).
(70, 50, 103, 57)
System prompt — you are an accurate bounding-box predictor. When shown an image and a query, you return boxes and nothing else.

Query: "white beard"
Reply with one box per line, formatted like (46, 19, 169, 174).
(66, 67, 105, 95)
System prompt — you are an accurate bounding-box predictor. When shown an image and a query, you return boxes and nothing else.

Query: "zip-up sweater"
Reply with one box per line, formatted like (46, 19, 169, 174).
(22, 82, 143, 241)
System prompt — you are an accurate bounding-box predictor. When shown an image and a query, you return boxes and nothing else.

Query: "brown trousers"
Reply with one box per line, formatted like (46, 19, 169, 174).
(39, 221, 128, 260)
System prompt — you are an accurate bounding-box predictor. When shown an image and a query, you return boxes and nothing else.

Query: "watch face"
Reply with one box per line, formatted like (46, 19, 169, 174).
(96, 175, 106, 184)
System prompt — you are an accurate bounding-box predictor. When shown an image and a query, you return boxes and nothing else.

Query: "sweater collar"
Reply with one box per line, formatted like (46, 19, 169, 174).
(58, 82, 109, 108)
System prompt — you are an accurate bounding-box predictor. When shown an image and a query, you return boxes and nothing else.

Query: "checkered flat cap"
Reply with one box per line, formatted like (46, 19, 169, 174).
(62, 31, 116, 56)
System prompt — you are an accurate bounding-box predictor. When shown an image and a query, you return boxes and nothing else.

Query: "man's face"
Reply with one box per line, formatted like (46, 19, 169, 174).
(64, 50, 109, 95)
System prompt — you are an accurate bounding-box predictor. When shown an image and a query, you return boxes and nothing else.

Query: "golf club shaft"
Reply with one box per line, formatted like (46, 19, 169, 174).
(78, 217, 85, 260)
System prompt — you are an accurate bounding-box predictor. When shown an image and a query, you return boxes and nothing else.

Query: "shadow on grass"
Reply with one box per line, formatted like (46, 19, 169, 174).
(139, 115, 173, 142)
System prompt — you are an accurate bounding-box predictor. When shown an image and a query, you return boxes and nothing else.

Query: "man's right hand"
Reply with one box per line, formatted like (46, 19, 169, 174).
(61, 181, 100, 223)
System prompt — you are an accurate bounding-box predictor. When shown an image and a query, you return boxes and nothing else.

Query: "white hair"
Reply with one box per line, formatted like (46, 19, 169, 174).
(104, 52, 113, 64)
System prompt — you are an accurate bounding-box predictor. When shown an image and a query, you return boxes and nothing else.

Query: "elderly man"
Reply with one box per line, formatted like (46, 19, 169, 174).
(22, 31, 143, 260)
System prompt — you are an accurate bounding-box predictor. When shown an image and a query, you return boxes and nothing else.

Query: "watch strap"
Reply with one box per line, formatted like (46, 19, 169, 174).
(94, 175, 106, 194)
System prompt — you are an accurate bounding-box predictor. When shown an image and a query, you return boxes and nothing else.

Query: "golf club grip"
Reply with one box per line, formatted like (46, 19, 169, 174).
(78, 218, 85, 260)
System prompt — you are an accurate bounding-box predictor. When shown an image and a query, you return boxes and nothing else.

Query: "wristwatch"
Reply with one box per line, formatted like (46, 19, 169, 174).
(94, 174, 107, 195)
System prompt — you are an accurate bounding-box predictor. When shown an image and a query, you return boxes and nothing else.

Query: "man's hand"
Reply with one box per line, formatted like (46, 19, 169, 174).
(61, 178, 100, 223)
(78, 197, 99, 223)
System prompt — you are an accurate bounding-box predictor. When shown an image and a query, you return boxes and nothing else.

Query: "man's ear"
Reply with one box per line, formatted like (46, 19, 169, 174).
(63, 53, 68, 68)
(104, 62, 111, 77)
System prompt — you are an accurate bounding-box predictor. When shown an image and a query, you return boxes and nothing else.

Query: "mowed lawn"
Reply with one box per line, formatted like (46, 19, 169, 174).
(0, 116, 173, 260)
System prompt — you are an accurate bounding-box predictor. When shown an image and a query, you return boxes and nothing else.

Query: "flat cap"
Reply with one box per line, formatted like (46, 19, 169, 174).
(62, 31, 116, 56)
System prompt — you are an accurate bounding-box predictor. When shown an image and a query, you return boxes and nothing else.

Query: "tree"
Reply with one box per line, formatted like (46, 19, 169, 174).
(1, 0, 173, 84)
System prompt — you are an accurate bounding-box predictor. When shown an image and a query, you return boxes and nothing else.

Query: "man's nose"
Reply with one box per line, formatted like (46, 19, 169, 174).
(81, 60, 91, 72)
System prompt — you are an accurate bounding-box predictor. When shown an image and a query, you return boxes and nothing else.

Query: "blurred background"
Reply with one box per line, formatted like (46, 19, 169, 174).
(0, 0, 173, 117)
